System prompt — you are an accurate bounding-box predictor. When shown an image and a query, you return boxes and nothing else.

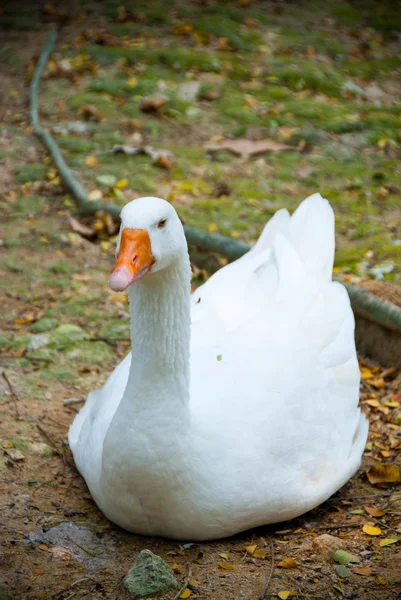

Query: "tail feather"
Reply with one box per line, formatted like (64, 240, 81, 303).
(290, 193, 335, 283)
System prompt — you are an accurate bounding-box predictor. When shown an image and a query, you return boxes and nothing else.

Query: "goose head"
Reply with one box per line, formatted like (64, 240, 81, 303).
(109, 197, 187, 291)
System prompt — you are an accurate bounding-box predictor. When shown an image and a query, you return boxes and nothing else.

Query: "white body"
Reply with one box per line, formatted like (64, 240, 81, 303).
(69, 194, 368, 540)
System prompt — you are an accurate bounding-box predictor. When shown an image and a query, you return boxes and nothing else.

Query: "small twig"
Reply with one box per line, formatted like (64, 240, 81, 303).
(64, 398, 85, 406)
(51, 577, 92, 599)
(313, 523, 363, 530)
(36, 423, 75, 469)
(328, 492, 393, 501)
(172, 567, 192, 600)
(2, 371, 20, 418)
(260, 538, 274, 600)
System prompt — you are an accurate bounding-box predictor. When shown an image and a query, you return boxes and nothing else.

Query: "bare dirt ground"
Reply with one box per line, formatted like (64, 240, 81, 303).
(1, 2, 401, 599)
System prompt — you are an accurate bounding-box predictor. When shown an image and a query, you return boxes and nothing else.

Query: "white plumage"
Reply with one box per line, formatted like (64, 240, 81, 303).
(69, 193, 368, 540)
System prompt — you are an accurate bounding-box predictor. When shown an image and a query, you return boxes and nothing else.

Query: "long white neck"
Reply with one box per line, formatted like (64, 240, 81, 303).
(122, 252, 191, 415)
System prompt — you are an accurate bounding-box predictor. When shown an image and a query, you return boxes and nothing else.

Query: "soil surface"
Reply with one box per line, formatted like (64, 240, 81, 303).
(1, 2, 401, 599)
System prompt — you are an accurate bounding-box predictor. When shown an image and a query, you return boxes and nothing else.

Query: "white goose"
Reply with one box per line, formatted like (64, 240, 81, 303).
(69, 193, 368, 540)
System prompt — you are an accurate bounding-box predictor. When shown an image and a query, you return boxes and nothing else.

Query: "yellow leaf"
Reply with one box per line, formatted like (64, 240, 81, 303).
(362, 524, 382, 536)
(37, 544, 49, 551)
(3, 442, 14, 449)
(366, 399, 380, 407)
(367, 464, 401, 485)
(101, 241, 111, 251)
(245, 544, 257, 555)
(278, 591, 296, 599)
(218, 561, 234, 570)
(380, 538, 399, 547)
(219, 553, 229, 560)
(171, 561, 181, 574)
(180, 589, 191, 598)
(208, 223, 217, 233)
(277, 558, 297, 569)
(85, 155, 99, 168)
(127, 77, 137, 88)
(116, 178, 129, 189)
(253, 549, 266, 559)
(360, 367, 374, 379)
(374, 575, 386, 584)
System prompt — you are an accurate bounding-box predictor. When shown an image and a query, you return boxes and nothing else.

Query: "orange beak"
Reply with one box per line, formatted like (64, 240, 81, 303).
(109, 228, 155, 291)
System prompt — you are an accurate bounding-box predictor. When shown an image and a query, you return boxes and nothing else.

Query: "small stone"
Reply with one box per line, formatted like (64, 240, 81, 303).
(27, 334, 50, 351)
(123, 550, 179, 598)
(312, 534, 345, 557)
(177, 81, 201, 102)
(30, 442, 52, 457)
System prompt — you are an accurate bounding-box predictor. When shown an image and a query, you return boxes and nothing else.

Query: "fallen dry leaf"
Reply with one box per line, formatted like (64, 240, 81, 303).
(85, 155, 99, 168)
(362, 524, 382, 536)
(205, 138, 298, 157)
(218, 561, 234, 570)
(79, 104, 104, 122)
(354, 567, 372, 576)
(67, 216, 95, 238)
(179, 590, 191, 599)
(4, 448, 25, 461)
(278, 558, 298, 569)
(367, 464, 401, 485)
(379, 538, 399, 547)
(140, 97, 166, 113)
(245, 544, 257, 555)
(364, 506, 387, 517)
(278, 592, 296, 600)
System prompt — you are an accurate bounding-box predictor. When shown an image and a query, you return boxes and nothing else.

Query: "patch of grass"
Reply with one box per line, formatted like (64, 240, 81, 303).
(332, 2, 360, 26)
(67, 92, 117, 120)
(266, 59, 345, 96)
(279, 28, 347, 56)
(48, 262, 79, 275)
(86, 45, 223, 73)
(343, 56, 401, 79)
(58, 136, 93, 153)
(40, 366, 76, 383)
(13, 195, 45, 213)
(194, 15, 262, 51)
(13, 164, 46, 183)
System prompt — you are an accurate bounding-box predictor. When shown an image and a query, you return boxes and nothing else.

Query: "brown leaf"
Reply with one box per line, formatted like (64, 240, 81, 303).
(79, 104, 104, 122)
(4, 448, 25, 461)
(67, 216, 95, 238)
(218, 561, 234, 570)
(277, 558, 298, 569)
(140, 97, 166, 113)
(354, 567, 372, 576)
(205, 138, 298, 157)
(154, 154, 173, 170)
(85, 155, 99, 168)
(364, 506, 387, 517)
(367, 464, 401, 485)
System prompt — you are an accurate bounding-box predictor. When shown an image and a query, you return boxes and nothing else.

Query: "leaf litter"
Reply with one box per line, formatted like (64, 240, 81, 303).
(1, 1, 401, 599)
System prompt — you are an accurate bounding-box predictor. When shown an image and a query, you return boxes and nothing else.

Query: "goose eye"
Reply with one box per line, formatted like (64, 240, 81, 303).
(157, 218, 167, 229)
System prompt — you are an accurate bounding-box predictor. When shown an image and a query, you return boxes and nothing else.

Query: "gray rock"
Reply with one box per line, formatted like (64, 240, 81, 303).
(123, 550, 179, 598)
(29, 522, 114, 570)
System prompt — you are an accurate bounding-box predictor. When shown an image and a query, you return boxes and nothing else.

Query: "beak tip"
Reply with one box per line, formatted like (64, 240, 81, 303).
(109, 267, 133, 292)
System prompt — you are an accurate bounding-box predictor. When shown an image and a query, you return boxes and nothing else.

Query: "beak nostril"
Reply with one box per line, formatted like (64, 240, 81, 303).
(132, 255, 138, 266)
